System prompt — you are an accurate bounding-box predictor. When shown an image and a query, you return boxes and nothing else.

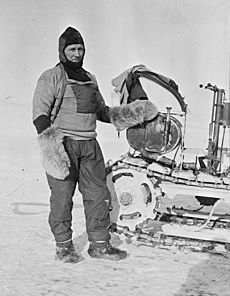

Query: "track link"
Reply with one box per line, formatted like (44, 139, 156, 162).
(109, 223, 230, 253)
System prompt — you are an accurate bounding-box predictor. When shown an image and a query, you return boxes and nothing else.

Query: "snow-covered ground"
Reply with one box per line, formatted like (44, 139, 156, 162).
(1, 97, 230, 296)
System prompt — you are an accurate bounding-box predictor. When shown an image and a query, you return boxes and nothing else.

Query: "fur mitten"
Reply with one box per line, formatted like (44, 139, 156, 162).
(110, 99, 158, 131)
(37, 126, 70, 179)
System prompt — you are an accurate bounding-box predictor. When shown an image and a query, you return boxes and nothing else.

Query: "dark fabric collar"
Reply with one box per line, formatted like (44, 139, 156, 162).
(61, 61, 91, 82)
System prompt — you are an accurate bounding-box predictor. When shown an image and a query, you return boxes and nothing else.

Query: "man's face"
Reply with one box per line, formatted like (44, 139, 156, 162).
(64, 44, 85, 63)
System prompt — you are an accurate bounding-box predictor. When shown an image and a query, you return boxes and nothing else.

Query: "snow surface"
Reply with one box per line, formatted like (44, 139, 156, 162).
(1, 97, 230, 296)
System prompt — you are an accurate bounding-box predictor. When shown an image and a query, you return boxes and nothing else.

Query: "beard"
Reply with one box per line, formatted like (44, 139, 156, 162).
(63, 58, 83, 71)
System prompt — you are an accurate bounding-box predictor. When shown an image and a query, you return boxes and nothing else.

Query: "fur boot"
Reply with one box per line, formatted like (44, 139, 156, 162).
(37, 126, 70, 180)
(110, 99, 158, 131)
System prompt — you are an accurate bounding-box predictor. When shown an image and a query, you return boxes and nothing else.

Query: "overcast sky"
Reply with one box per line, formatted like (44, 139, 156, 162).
(1, 0, 230, 149)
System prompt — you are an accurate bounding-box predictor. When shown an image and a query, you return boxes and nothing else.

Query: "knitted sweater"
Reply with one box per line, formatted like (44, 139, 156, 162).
(32, 63, 110, 138)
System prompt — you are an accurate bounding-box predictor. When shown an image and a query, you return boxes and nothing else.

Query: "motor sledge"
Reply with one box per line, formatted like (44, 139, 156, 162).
(106, 65, 230, 252)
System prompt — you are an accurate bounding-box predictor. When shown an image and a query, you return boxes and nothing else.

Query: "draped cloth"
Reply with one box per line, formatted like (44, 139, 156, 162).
(111, 64, 187, 113)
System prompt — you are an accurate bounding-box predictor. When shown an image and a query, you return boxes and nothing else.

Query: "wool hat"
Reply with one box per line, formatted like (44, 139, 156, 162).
(59, 27, 85, 62)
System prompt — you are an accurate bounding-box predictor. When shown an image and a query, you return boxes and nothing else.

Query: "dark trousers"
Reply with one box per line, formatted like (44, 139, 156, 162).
(46, 138, 111, 246)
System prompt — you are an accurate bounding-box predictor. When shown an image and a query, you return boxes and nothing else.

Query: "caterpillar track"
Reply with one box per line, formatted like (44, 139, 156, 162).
(107, 65, 230, 253)
(106, 157, 230, 253)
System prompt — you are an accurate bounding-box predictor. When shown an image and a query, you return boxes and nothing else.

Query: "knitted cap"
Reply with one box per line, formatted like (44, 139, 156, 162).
(59, 27, 85, 62)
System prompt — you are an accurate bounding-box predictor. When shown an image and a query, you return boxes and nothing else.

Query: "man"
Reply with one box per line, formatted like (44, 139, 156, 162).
(33, 27, 158, 263)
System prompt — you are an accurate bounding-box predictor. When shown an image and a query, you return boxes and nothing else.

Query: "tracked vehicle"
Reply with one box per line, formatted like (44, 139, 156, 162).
(106, 65, 230, 252)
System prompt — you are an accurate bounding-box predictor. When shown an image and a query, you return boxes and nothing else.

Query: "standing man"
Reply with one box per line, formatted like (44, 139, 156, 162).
(32, 27, 128, 263)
